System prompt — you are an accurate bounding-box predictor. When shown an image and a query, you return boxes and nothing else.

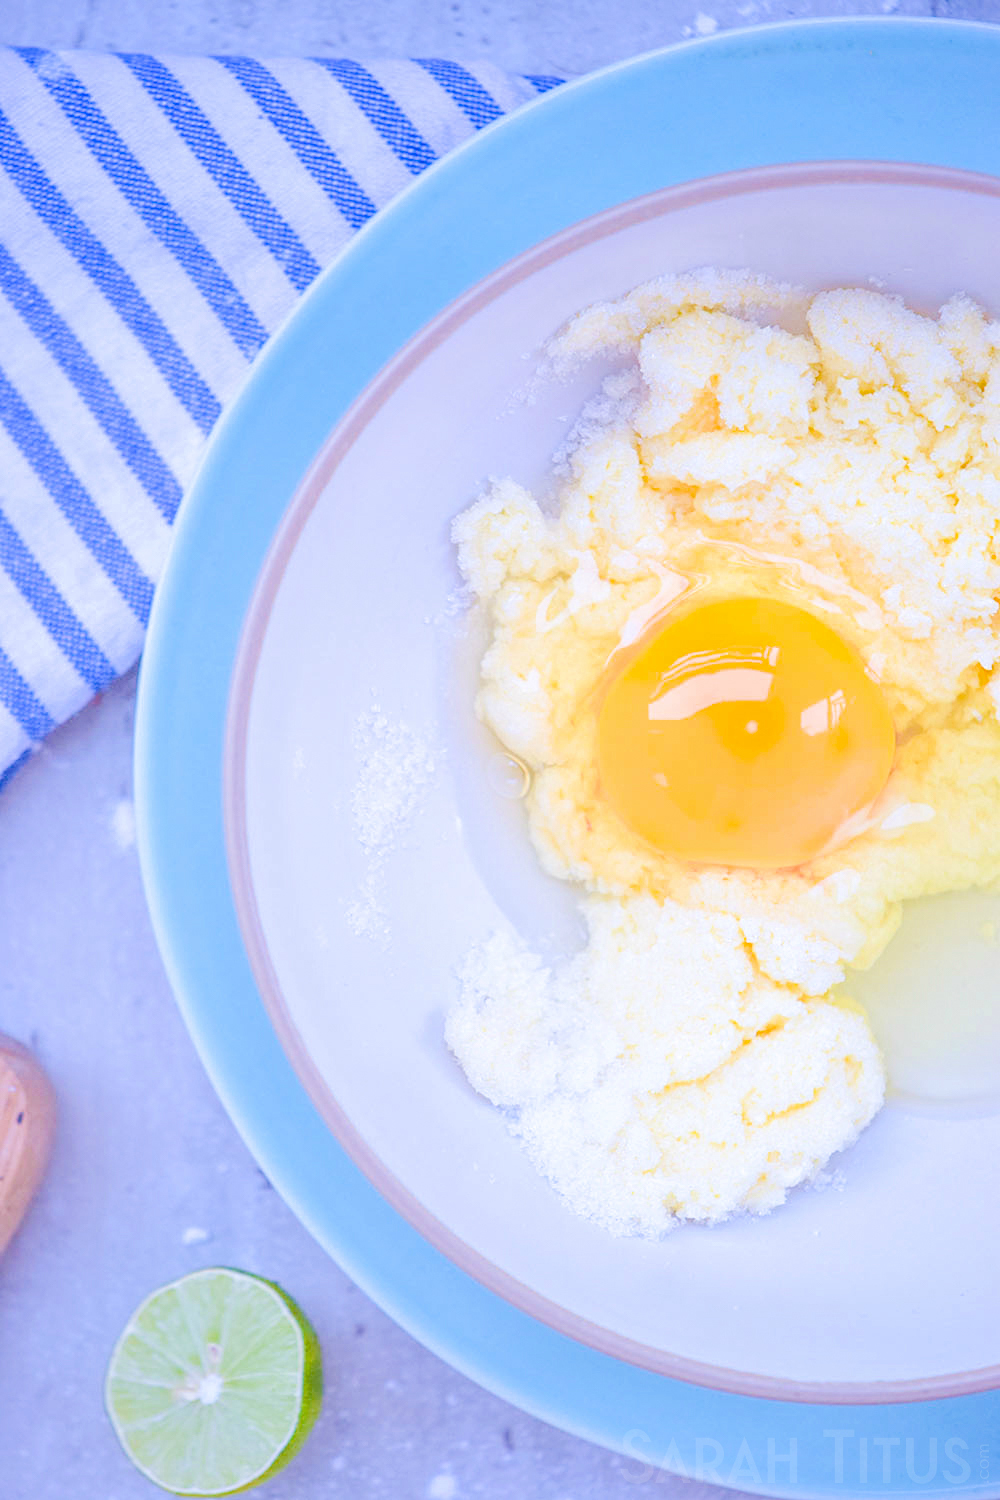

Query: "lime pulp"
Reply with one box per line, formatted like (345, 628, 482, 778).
(105, 1267, 323, 1496)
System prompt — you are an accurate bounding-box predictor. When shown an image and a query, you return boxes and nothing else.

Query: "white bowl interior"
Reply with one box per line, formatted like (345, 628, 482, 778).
(234, 166, 1000, 1395)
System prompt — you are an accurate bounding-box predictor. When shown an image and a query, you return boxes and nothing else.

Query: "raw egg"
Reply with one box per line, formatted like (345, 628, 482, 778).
(597, 595, 895, 868)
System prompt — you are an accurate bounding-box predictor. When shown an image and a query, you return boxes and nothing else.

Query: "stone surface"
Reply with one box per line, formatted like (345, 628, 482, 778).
(0, 0, 946, 71)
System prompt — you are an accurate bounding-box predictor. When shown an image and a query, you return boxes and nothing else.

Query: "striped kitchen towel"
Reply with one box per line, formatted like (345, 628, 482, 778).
(0, 47, 566, 786)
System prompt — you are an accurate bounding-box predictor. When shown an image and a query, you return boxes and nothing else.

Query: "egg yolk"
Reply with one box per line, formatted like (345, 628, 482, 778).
(597, 595, 895, 868)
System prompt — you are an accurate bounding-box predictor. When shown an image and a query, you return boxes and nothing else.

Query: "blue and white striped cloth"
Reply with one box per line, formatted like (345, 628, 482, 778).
(0, 47, 565, 786)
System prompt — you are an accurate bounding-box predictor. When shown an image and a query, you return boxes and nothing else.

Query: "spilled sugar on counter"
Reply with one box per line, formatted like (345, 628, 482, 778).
(446, 270, 1000, 1238)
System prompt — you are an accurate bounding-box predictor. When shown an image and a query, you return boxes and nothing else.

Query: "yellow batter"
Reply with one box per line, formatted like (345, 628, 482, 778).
(446, 271, 1000, 1237)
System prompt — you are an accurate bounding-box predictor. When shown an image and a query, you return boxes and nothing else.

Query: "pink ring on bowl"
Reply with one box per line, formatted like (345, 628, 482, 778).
(225, 159, 1000, 1406)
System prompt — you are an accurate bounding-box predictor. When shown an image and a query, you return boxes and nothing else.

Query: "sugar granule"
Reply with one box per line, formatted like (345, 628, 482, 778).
(110, 797, 137, 851)
(447, 896, 883, 1238)
(346, 705, 434, 939)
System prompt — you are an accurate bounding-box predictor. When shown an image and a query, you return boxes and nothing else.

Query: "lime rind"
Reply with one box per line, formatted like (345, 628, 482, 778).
(105, 1267, 323, 1496)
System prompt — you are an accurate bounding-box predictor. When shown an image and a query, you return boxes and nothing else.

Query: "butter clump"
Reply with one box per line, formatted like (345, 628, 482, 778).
(449, 271, 1000, 1236)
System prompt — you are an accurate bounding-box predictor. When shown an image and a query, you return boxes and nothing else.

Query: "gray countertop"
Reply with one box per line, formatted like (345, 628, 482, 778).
(0, 2, 996, 1497)
(0, 0, 971, 75)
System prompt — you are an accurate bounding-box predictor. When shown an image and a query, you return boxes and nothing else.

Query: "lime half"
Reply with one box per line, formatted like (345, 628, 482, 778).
(105, 1267, 322, 1495)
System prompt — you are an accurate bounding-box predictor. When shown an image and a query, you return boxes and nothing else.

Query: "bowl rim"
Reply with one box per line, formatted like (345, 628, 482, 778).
(224, 157, 1000, 1405)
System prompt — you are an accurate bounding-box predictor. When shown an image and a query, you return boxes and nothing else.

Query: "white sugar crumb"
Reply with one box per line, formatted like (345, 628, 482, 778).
(427, 584, 476, 628)
(447, 896, 883, 1238)
(551, 370, 642, 476)
(427, 1474, 458, 1500)
(810, 1168, 848, 1195)
(683, 11, 719, 34)
(346, 705, 435, 939)
(181, 1226, 209, 1246)
(110, 797, 136, 850)
(550, 268, 802, 364)
(351, 707, 434, 852)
